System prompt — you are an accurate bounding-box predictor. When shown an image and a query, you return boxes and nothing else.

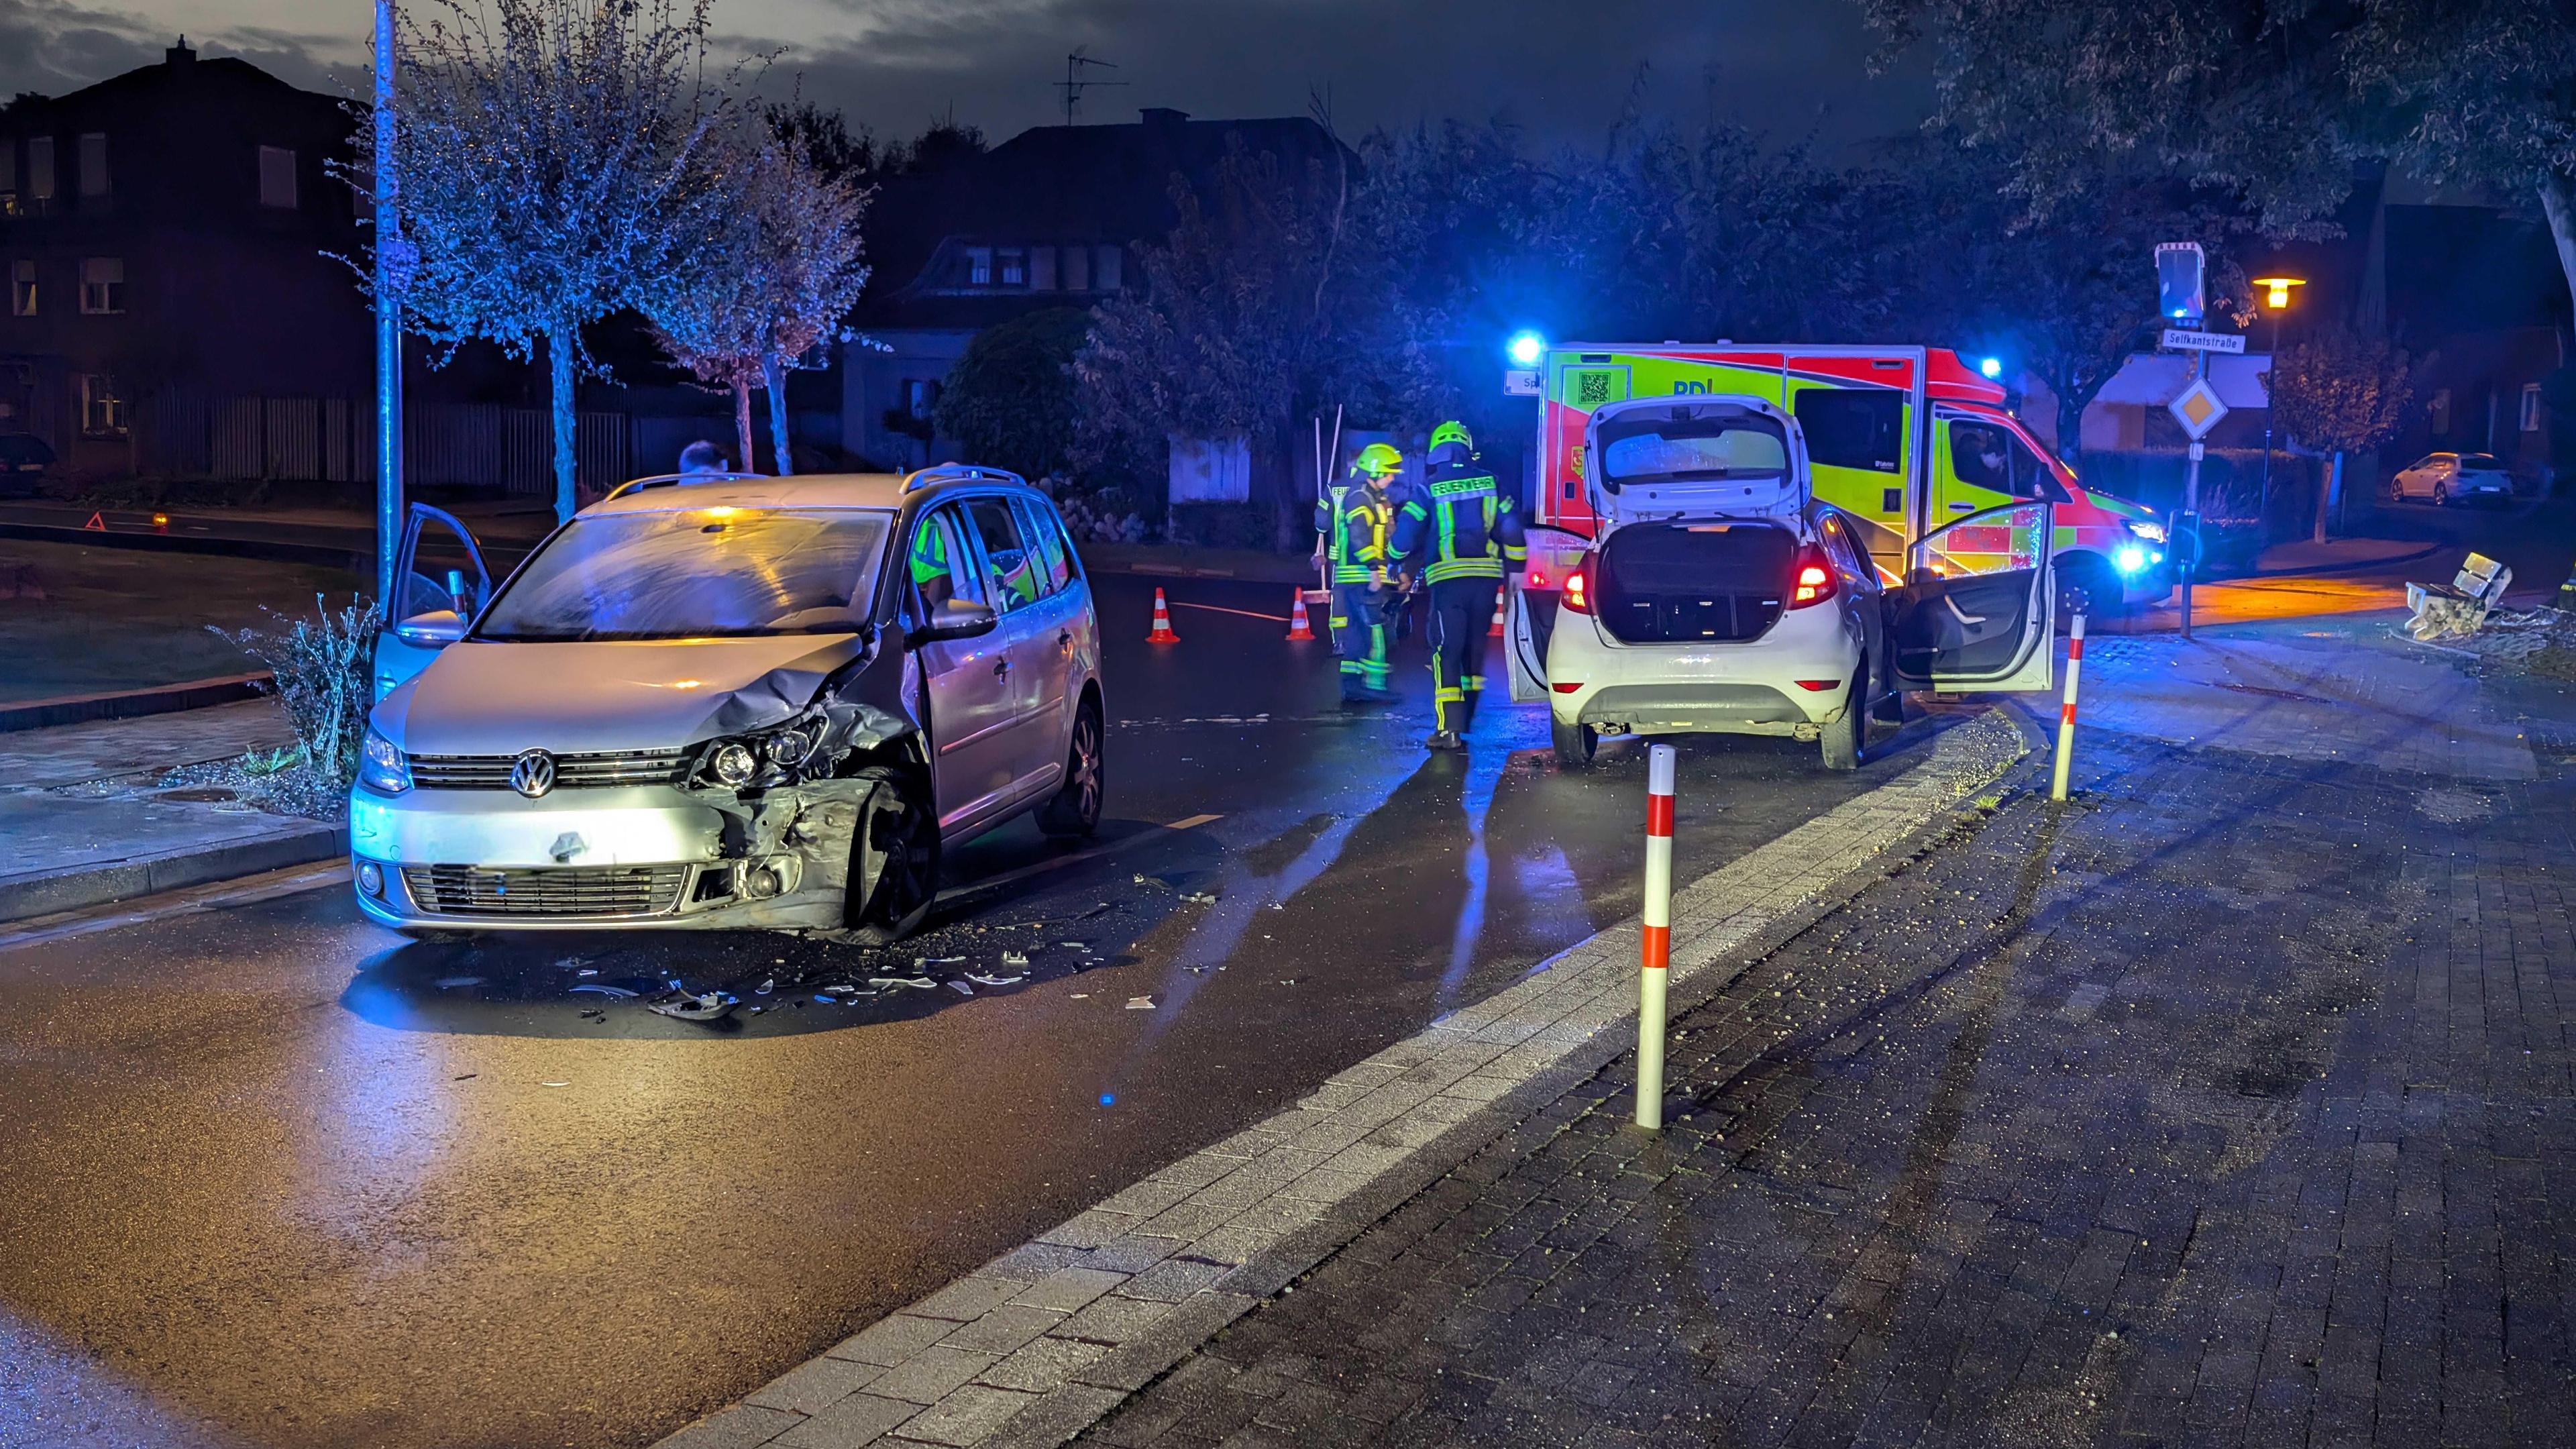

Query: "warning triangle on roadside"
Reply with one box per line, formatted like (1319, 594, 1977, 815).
(81, 511, 106, 531)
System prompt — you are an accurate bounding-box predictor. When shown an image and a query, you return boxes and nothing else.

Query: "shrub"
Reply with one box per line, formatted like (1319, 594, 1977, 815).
(934, 307, 1089, 478)
(209, 596, 377, 792)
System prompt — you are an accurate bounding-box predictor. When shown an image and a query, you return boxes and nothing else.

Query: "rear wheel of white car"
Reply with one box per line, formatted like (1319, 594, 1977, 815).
(1038, 696, 1105, 839)
(844, 765, 938, 945)
(1821, 680, 1863, 771)
(1551, 718, 1597, 769)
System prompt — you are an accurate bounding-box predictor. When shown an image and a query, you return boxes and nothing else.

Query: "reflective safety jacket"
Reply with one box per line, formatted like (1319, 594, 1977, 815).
(1391, 457, 1527, 583)
(1325, 484, 1396, 585)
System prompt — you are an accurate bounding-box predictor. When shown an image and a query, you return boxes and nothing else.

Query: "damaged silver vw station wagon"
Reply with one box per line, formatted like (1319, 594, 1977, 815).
(349, 465, 1106, 943)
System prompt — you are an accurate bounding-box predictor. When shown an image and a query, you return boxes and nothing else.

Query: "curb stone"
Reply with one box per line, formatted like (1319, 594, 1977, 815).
(654, 708, 2036, 1449)
(0, 821, 347, 924)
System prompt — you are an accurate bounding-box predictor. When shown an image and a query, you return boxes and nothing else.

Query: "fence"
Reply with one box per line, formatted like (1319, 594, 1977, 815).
(136, 390, 645, 496)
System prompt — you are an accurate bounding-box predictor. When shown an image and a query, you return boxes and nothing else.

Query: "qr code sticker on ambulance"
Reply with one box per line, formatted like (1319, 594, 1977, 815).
(1574, 370, 1614, 406)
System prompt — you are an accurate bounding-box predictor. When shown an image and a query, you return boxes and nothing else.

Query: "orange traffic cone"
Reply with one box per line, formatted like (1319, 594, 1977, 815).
(1489, 588, 1509, 637)
(1285, 589, 1316, 640)
(1147, 586, 1180, 643)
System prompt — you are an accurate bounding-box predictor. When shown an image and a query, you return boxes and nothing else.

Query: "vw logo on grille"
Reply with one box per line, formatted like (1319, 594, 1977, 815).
(508, 749, 557, 798)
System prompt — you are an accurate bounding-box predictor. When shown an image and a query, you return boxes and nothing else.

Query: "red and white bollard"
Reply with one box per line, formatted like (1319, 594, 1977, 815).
(2050, 614, 2086, 802)
(1635, 743, 1676, 1130)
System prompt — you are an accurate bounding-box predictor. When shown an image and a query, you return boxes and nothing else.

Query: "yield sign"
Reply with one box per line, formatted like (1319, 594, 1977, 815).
(2167, 378, 2230, 440)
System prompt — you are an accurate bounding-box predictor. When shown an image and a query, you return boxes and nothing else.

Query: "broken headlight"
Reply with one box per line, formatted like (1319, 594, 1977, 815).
(694, 718, 827, 790)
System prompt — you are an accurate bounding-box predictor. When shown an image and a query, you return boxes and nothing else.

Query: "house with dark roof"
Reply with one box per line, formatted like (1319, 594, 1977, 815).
(0, 40, 372, 480)
(842, 106, 1351, 470)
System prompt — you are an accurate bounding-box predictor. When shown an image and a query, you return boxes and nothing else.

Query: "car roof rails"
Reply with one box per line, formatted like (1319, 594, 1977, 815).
(902, 464, 1026, 492)
(601, 471, 771, 502)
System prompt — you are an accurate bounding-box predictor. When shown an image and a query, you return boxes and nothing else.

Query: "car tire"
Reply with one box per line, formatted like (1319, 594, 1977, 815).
(1821, 680, 1863, 771)
(843, 764, 938, 945)
(1036, 694, 1105, 839)
(2053, 555, 2125, 626)
(2432, 482, 2449, 506)
(1551, 718, 1597, 769)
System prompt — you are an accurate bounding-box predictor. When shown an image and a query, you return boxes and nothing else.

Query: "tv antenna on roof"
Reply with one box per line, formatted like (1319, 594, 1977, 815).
(1057, 49, 1128, 126)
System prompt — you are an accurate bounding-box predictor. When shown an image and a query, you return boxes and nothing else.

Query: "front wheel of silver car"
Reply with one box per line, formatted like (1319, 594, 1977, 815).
(1038, 696, 1106, 839)
(844, 765, 938, 945)
(1821, 680, 1864, 771)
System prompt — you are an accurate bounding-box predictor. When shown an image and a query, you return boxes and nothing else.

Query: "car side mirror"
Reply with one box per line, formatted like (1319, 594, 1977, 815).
(912, 598, 998, 645)
(394, 610, 468, 647)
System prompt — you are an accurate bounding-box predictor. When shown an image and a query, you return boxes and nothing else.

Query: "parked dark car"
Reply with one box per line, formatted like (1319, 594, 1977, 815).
(0, 434, 53, 494)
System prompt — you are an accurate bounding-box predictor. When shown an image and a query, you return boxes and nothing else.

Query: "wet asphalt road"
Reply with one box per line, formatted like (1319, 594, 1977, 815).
(0, 572, 1953, 1449)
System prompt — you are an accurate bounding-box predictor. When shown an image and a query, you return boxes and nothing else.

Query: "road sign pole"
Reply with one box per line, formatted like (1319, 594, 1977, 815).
(2178, 351, 2206, 641)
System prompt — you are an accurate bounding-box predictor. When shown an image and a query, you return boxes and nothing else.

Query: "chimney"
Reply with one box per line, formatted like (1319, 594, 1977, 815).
(167, 36, 196, 70)
(1139, 107, 1190, 131)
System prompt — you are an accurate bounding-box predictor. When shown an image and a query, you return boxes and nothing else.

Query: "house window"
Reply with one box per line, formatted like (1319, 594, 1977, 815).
(1063, 244, 1090, 292)
(1029, 245, 1057, 290)
(77, 133, 108, 197)
(0, 143, 15, 214)
(1094, 245, 1122, 291)
(2521, 383, 2542, 432)
(78, 374, 128, 437)
(258, 146, 299, 209)
(80, 257, 124, 314)
(27, 137, 54, 205)
(2428, 388, 2451, 435)
(998, 248, 1026, 286)
(906, 378, 942, 419)
(9, 260, 32, 317)
(965, 247, 991, 286)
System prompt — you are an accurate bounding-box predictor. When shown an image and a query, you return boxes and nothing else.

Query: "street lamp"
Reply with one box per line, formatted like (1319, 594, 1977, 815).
(2251, 274, 2306, 515)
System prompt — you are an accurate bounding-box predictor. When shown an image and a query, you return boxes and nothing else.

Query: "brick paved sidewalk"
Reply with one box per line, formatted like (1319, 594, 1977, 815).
(1081, 630, 2576, 1448)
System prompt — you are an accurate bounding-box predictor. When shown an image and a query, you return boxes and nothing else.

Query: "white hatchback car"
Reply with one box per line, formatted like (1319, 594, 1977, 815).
(1538, 396, 2059, 770)
(2392, 451, 2514, 505)
(350, 466, 1105, 942)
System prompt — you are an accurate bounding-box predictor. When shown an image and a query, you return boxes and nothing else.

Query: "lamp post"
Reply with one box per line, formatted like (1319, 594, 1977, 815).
(2252, 274, 2305, 517)
(372, 0, 406, 609)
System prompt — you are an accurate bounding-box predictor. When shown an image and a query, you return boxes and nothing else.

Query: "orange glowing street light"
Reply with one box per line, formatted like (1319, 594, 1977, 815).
(2252, 275, 2307, 508)
(2253, 274, 2307, 309)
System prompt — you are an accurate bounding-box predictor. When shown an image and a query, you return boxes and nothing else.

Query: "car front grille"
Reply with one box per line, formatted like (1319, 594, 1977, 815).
(402, 864, 690, 918)
(407, 749, 692, 790)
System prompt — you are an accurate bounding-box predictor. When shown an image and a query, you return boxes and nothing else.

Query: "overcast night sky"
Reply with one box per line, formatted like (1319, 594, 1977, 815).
(3, 0, 1930, 153)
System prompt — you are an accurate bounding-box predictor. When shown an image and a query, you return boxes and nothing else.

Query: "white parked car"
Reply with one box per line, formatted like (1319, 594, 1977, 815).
(350, 466, 1105, 942)
(2392, 451, 2514, 504)
(1539, 395, 2059, 771)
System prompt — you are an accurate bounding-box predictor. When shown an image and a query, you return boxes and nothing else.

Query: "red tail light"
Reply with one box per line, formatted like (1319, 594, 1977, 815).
(1787, 544, 1837, 608)
(1561, 555, 1595, 614)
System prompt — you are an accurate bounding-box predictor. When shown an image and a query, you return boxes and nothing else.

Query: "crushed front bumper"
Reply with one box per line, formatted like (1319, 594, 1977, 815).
(347, 780, 867, 931)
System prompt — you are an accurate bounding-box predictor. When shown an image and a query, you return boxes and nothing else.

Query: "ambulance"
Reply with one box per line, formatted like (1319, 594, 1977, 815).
(1505, 343, 2169, 697)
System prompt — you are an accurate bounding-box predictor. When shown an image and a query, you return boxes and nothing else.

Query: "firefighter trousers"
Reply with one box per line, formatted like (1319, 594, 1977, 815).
(1425, 576, 1499, 734)
(1332, 582, 1393, 695)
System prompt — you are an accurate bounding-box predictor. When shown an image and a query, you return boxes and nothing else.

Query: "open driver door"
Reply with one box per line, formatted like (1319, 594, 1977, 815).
(1888, 501, 2057, 694)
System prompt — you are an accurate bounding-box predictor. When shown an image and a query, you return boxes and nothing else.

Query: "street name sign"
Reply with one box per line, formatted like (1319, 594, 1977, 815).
(2161, 327, 2245, 354)
(1503, 368, 1540, 397)
(2167, 378, 2230, 440)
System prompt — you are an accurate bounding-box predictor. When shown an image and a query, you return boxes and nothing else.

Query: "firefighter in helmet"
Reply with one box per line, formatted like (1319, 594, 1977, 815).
(1319, 441, 1405, 704)
(1389, 421, 1525, 749)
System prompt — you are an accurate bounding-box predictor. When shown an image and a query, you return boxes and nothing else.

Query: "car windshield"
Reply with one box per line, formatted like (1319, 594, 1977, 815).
(476, 506, 893, 642)
(1596, 415, 1788, 488)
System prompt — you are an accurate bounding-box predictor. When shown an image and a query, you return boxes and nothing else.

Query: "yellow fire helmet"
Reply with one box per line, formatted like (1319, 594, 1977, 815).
(1352, 442, 1403, 479)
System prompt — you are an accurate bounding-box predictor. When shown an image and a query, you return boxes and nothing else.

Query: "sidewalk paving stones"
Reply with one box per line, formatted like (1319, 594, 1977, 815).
(1073, 621, 2576, 1449)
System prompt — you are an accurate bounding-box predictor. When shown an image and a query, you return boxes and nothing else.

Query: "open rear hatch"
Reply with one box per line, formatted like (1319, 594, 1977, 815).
(1595, 521, 1794, 643)
(1584, 395, 1807, 525)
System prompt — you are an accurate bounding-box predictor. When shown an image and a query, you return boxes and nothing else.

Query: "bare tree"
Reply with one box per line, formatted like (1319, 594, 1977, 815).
(646, 119, 871, 476)
(363, 0, 735, 519)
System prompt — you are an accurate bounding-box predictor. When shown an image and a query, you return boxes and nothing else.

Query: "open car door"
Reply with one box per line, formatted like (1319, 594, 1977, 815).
(1505, 523, 1589, 702)
(1888, 501, 2056, 694)
(372, 502, 493, 700)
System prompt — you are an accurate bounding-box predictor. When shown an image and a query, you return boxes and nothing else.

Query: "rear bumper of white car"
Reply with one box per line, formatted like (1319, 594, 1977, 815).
(347, 783, 853, 931)
(1545, 604, 1861, 739)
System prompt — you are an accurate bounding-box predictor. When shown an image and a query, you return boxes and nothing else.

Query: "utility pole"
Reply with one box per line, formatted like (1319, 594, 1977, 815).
(1056, 50, 1127, 126)
(372, 0, 406, 609)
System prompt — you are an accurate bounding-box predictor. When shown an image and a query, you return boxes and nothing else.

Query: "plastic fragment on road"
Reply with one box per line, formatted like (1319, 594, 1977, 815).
(869, 975, 936, 990)
(1001, 951, 1030, 967)
(576, 968, 599, 977)
(914, 955, 967, 968)
(755, 977, 774, 996)
(1071, 993, 1090, 999)
(1181, 891, 1218, 904)
(966, 972, 1027, 987)
(649, 989, 739, 1023)
(1060, 941, 1089, 950)
(433, 975, 484, 989)
(541, 1081, 571, 1088)
(1126, 995, 1156, 1010)
(947, 979, 975, 996)
(2406, 552, 2512, 640)
(570, 984, 640, 998)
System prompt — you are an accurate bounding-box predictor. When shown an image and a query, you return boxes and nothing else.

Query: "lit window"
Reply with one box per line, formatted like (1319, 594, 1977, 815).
(258, 146, 298, 209)
(80, 257, 124, 314)
(78, 374, 128, 436)
(998, 248, 1026, 286)
(1094, 245, 1122, 291)
(2522, 383, 2542, 432)
(9, 260, 32, 317)
(77, 132, 108, 197)
(965, 247, 991, 286)
(28, 137, 54, 204)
